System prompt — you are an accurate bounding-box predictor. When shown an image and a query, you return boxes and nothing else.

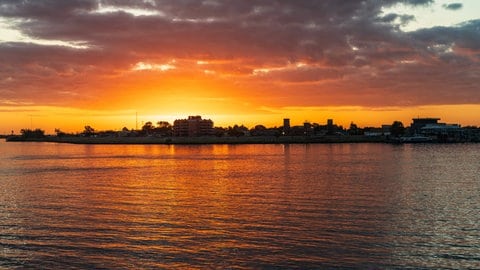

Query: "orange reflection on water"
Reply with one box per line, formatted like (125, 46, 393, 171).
(1, 141, 479, 268)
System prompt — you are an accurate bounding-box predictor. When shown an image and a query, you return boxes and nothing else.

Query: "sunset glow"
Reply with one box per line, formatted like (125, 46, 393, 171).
(1, 0, 479, 133)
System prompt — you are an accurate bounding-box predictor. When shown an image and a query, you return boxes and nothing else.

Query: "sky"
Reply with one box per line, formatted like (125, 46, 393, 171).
(1, 0, 479, 133)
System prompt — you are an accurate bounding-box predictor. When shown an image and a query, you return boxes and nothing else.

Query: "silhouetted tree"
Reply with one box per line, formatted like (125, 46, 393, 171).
(156, 121, 171, 129)
(141, 121, 155, 135)
(250, 125, 267, 136)
(142, 121, 153, 130)
(348, 122, 362, 135)
(154, 121, 172, 136)
(390, 121, 405, 137)
(83, 126, 95, 137)
(227, 125, 248, 137)
(213, 127, 226, 137)
(54, 128, 66, 137)
(20, 128, 45, 138)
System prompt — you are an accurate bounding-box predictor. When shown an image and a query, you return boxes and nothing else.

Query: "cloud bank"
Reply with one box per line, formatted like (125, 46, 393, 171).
(0, 0, 479, 109)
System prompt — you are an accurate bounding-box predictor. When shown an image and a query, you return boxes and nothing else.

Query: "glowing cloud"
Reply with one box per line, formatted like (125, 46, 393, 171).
(132, 61, 176, 72)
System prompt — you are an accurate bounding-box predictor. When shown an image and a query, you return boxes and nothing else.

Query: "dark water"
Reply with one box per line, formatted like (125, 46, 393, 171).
(1, 140, 479, 269)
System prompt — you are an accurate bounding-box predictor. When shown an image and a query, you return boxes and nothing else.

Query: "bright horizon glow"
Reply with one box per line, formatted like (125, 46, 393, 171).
(1, 104, 479, 135)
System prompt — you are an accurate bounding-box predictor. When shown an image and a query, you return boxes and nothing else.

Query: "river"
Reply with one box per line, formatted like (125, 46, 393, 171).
(1, 140, 479, 268)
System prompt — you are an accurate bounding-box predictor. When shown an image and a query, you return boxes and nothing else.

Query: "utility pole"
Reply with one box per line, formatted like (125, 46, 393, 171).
(136, 111, 138, 130)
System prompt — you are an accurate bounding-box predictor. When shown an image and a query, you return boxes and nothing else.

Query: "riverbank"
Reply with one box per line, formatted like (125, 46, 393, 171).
(5, 135, 386, 144)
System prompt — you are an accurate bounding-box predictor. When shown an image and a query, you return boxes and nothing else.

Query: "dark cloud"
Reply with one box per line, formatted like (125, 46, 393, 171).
(0, 0, 479, 108)
(0, 0, 97, 19)
(443, 3, 463, 10)
(402, 0, 434, 5)
(410, 20, 480, 51)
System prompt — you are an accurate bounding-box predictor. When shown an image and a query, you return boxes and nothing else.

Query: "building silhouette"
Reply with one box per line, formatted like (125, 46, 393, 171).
(410, 118, 440, 135)
(173, 116, 214, 137)
(304, 122, 312, 136)
(283, 118, 290, 135)
(327, 119, 335, 135)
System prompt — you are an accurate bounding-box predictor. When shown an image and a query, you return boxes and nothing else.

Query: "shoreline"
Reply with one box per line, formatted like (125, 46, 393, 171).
(5, 135, 387, 145)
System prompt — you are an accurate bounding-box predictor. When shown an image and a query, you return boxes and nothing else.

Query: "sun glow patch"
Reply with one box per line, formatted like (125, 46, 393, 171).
(93, 5, 164, 17)
(400, 60, 417, 64)
(132, 61, 176, 71)
(0, 99, 35, 106)
(252, 68, 272, 74)
(252, 62, 313, 75)
(171, 17, 219, 23)
(203, 70, 215, 75)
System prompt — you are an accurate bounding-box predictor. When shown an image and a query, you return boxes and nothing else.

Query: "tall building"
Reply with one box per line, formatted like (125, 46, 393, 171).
(283, 118, 290, 135)
(173, 116, 214, 137)
(327, 119, 334, 135)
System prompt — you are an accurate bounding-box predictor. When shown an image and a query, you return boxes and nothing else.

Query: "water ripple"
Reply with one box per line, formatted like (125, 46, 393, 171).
(1, 142, 479, 268)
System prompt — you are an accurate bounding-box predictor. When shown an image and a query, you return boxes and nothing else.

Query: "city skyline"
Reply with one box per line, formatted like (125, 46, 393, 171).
(6, 114, 475, 136)
(9, 114, 479, 145)
(1, 0, 480, 132)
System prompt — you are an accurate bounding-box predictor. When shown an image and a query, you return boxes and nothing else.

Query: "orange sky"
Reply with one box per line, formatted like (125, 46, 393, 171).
(1, 1, 479, 133)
